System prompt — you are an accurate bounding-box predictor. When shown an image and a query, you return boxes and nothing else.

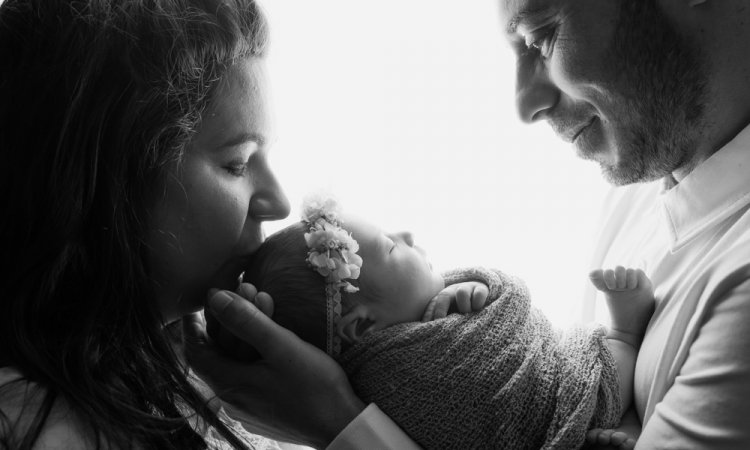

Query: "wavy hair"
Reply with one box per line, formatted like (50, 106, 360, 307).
(0, 0, 267, 448)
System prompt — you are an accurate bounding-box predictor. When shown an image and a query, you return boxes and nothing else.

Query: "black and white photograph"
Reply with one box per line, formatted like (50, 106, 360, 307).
(2, 0, 749, 449)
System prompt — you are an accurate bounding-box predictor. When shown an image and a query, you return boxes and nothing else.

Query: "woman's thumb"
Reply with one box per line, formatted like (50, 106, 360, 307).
(207, 289, 291, 360)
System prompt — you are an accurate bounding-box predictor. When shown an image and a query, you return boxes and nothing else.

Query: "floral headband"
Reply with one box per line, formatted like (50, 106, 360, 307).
(301, 196, 363, 356)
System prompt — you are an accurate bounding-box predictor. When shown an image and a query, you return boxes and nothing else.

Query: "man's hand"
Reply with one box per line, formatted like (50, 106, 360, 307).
(422, 281, 489, 321)
(183, 288, 365, 449)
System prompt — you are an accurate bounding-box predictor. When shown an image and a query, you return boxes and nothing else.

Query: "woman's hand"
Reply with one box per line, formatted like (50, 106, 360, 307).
(183, 288, 366, 448)
(422, 281, 489, 321)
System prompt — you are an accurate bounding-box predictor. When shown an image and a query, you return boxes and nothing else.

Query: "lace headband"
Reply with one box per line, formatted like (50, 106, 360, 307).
(301, 196, 362, 356)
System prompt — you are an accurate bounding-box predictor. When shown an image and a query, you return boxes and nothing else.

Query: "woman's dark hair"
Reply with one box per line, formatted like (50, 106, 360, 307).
(243, 223, 330, 353)
(0, 0, 267, 448)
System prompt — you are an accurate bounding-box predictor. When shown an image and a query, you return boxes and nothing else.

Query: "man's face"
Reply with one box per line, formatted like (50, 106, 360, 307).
(499, 0, 708, 185)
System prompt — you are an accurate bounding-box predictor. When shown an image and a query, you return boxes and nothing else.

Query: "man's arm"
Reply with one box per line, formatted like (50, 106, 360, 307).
(634, 279, 750, 449)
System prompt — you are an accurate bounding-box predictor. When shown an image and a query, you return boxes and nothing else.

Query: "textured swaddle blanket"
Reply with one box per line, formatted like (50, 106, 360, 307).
(337, 267, 622, 450)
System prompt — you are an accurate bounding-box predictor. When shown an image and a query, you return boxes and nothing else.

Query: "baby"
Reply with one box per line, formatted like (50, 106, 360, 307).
(209, 198, 653, 450)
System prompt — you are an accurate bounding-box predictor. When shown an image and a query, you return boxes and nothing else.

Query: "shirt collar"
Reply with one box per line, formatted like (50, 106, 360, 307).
(660, 123, 750, 248)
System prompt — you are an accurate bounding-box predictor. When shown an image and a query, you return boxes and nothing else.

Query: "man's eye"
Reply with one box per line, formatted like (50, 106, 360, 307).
(525, 26, 555, 57)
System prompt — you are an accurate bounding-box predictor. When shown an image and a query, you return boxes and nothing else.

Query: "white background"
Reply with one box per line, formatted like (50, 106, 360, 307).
(0, 0, 613, 326)
(262, 1, 610, 326)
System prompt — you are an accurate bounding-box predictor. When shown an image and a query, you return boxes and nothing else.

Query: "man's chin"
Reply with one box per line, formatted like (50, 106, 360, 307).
(598, 160, 666, 186)
(575, 143, 650, 186)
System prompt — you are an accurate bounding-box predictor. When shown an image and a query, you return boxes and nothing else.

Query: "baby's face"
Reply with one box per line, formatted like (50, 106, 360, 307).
(343, 216, 445, 328)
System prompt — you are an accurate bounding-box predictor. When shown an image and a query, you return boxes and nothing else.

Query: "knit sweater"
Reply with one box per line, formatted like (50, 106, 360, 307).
(337, 267, 622, 450)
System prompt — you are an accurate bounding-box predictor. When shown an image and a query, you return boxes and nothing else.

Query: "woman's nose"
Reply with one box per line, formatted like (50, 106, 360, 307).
(394, 231, 415, 247)
(515, 58, 559, 123)
(249, 164, 290, 221)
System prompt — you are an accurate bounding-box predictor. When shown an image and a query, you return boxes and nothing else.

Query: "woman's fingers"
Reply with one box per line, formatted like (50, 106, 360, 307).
(254, 291, 274, 318)
(237, 282, 258, 302)
(183, 312, 208, 347)
(206, 289, 299, 364)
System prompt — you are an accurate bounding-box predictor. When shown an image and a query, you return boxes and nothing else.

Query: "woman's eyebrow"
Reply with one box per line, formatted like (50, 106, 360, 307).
(217, 131, 266, 149)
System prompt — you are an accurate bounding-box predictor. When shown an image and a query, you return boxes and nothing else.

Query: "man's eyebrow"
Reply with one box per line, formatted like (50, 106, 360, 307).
(217, 131, 266, 149)
(507, 4, 554, 34)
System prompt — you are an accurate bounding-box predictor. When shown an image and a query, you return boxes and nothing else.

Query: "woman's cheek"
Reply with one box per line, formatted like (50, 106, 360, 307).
(182, 171, 250, 275)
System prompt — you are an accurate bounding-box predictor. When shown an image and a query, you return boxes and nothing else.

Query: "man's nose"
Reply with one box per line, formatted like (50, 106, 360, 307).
(515, 58, 559, 123)
(249, 163, 291, 221)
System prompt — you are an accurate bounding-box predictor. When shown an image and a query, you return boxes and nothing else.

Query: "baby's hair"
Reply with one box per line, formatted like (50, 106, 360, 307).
(243, 222, 330, 352)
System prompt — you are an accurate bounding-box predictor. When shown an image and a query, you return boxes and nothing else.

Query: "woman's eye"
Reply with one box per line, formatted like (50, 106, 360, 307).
(225, 161, 249, 177)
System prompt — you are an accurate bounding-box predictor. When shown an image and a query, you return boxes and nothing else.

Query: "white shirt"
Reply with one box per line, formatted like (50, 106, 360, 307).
(582, 124, 750, 449)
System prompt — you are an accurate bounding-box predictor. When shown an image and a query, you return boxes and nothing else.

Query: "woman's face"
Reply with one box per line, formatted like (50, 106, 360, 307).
(150, 58, 289, 322)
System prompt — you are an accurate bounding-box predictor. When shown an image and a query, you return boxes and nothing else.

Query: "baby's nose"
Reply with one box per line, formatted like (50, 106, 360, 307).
(395, 231, 415, 247)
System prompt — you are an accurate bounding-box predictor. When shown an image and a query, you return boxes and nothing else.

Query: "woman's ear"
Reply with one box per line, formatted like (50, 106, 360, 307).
(337, 305, 377, 344)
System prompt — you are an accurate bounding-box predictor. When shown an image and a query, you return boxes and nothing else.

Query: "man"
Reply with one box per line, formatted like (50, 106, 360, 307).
(186, 1, 750, 449)
(502, 0, 750, 448)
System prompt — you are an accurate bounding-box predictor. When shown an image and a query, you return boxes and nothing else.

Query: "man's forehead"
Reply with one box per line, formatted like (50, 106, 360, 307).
(500, 0, 558, 34)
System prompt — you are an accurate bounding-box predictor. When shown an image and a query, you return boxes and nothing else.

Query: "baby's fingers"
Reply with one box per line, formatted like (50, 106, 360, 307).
(423, 293, 451, 321)
(614, 266, 627, 289)
(609, 431, 630, 446)
(596, 429, 616, 445)
(455, 286, 472, 314)
(421, 298, 437, 322)
(586, 429, 604, 443)
(589, 270, 608, 291)
(471, 284, 489, 311)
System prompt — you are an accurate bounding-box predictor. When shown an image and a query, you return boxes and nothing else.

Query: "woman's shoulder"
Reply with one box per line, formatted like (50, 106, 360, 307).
(1, 367, 99, 449)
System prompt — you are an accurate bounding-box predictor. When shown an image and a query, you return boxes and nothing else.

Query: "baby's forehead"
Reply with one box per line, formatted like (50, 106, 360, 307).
(341, 214, 382, 235)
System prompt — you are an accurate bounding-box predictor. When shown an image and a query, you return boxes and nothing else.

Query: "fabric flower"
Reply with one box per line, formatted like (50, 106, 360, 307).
(301, 195, 362, 286)
(302, 194, 340, 224)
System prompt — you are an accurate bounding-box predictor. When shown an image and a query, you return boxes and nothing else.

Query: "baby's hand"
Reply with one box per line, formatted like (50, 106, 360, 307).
(589, 267, 655, 340)
(585, 428, 636, 450)
(422, 281, 489, 321)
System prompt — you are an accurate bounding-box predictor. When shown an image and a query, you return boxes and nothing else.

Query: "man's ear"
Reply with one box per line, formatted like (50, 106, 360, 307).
(337, 305, 377, 344)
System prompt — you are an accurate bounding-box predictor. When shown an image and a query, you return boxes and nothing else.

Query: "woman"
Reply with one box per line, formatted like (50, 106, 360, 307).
(0, 0, 409, 448)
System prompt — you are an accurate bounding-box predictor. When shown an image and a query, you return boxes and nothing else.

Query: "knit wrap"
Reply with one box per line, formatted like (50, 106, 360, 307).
(337, 267, 622, 449)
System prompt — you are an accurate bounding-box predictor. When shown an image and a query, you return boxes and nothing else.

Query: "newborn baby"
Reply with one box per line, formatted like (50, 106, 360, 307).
(209, 198, 653, 449)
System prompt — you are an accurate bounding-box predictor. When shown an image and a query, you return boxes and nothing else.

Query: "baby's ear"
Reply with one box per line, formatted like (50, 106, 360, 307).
(337, 305, 376, 344)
